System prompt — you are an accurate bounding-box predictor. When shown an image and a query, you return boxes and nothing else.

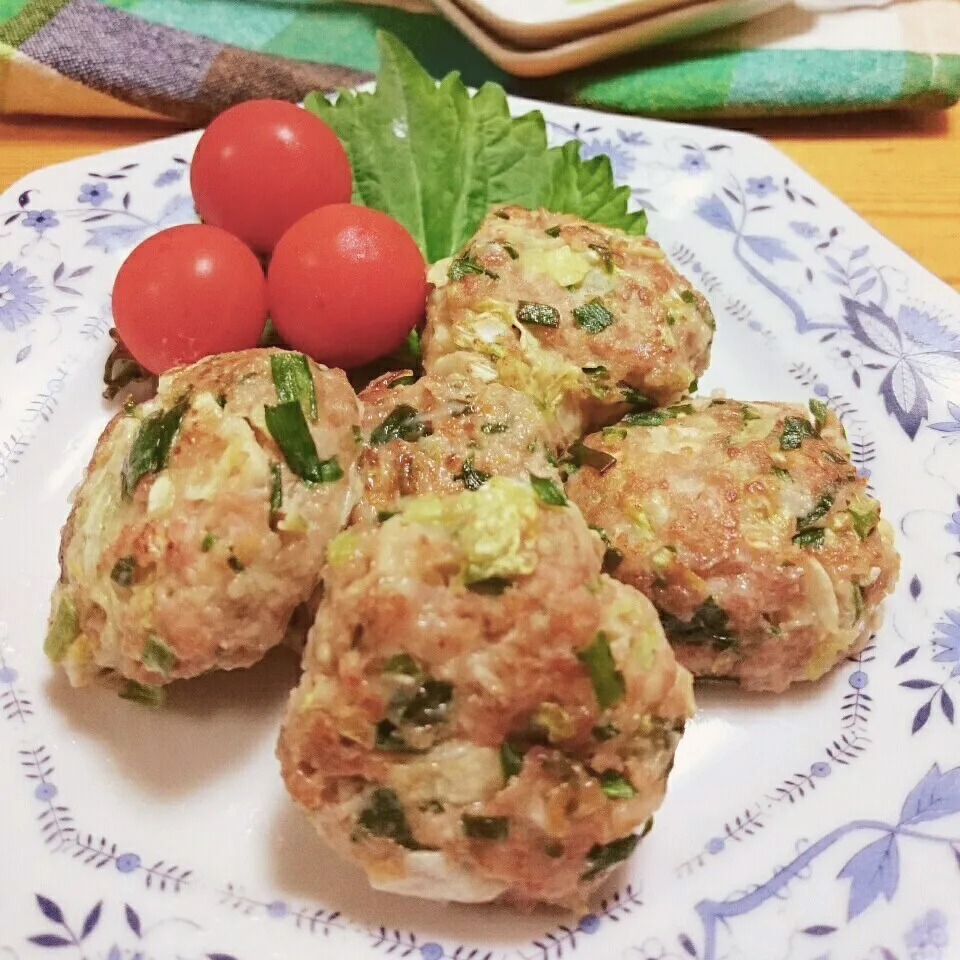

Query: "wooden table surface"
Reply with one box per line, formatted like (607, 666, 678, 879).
(1, 106, 958, 292)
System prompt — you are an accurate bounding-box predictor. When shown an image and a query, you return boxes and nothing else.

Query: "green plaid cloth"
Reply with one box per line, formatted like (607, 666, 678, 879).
(1, 0, 959, 123)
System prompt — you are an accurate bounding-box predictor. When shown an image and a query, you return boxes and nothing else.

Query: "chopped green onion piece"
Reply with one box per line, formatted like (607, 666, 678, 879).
(500, 241, 519, 260)
(583, 365, 608, 378)
(110, 556, 137, 587)
(530, 474, 567, 507)
(680, 290, 696, 303)
(142, 635, 176, 676)
(573, 298, 615, 334)
(216, 392, 227, 408)
(822, 449, 849, 465)
(591, 526, 625, 574)
(741, 405, 761, 422)
(598, 770, 637, 799)
(264, 401, 343, 483)
(570, 440, 617, 474)
(666, 314, 677, 326)
(351, 425, 364, 444)
(517, 302, 560, 327)
(44, 597, 78, 663)
(369, 404, 433, 445)
(377, 510, 399, 523)
(500, 740, 524, 779)
(793, 527, 826, 549)
(602, 427, 627, 440)
(228, 555, 245, 572)
(848, 502, 880, 540)
(592, 722, 619, 741)
(797, 491, 834, 529)
(455, 458, 490, 491)
(270, 352, 317, 422)
(122, 398, 188, 498)
(589, 244, 614, 273)
(389, 373, 417, 388)
(270, 462, 283, 512)
(462, 815, 509, 840)
(624, 409, 671, 427)
(577, 632, 625, 710)
(448, 254, 498, 281)
(582, 834, 640, 880)
(201, 532, 216, 552)
(383, 653, 424, 678)
(480, 421, 509, 434)
(544, 225, 562, 238)
(402, 679, 454, 726)
(374, 719, 421, 753)
(495, 210, 510, 220)
(771, 467, 791, 481)
(466, 576, 511, 596)
(659, 597, 735, 651)
(357, 788, 421, 849)
(119, 680, 165, 708)
(780, 416, 814, 451)
(809, 398, 829, 433)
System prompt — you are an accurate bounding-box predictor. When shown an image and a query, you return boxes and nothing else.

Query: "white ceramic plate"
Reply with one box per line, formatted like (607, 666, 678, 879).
(2, 98, 960, 960)
(429, 0, 786, 77)
(445, 0, 732, 47)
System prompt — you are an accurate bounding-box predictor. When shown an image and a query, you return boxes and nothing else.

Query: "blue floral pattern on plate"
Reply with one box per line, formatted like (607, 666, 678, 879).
(1, 101, 959, 958)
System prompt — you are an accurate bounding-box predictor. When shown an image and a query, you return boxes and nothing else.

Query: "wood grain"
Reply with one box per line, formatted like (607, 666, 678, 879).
(1, 106, 958, 291)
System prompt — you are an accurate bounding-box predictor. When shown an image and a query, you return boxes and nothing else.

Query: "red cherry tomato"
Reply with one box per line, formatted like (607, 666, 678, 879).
(267, 204, 427, 370)
(190, 99, 352, 254)
(112, 224, 269, 375)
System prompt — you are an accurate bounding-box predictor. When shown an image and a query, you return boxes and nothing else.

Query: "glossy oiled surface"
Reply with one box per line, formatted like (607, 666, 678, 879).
(0, 107, 958, 291)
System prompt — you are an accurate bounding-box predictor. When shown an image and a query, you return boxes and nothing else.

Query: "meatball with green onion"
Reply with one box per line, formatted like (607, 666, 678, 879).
(353, 369, 564, 524)
(45, 349, 361, 700)
(277, 477, 693, 907)
(421, 206, 714, 442)
(565, 397, 900, 692)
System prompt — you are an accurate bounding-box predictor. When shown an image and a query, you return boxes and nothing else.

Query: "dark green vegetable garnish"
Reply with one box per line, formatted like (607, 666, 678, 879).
(545, 225, 562, 238)
(351, 425, 364, 444)
(456, 458, 490, 491)
(419, 800, 445, 814)
(822, 449, 849, 465)
(598, 770, 637, 799)
(383, 653, 424, 678)
(659, 597, 735, 651)
(792, 527, 826, 549)
(592, 722, 619, 741)
(797, 491, 834, 530)
(544, 840, 565, 858)
(44, 597, 77, 663)
(357, 788, 421, 849)
(374, 719, 422, 753)
(680, 290, 696, 303)
(780, 416, 814, 451)
(495, 210, 510, 220)
(573, 298, 615, 334)
(590, 526, 624, 574)
(517, 301, 560, 327)
(771, 467, 791, 481)
(666, 313, 677, 326)
(450, 403, 477, 418)
(402, 679, 454, 726)
(264, 401, 343, 484)
(110, 556, 137, 587)
(500, 740, 524, 779)
(228, 555, 245, 572)
(848, 502, 879, 540)
(480, 421, 509, 434)
(741, 405, 761, 423)
(389, 373, 417, 388)
(577, 631, 625, 710)
(583, 365, 608, 378)
(809, 397, 829, 433)
(466, 576, 511, 596)
(449, 254, 498, 281)
(500, 241, 519, 260)
(462, 815, 509, 840)
(624, 409, 670, 427)
(370, 404, 433, 445)
(377, 510, 399, 523)
(582, 834, 640, 880)
(270, 462, 283, 512)
(270, 352, 317, 421)
(142, 635, 176, 676)
(119, 680, 165, 708)
(122, 398, 188, 497)
(620, 386, 653, 409)
(216, 393, 227, 408)
(530, 474, 568, 506)
(201, 532, 216, 552)
(570, 440, 617, 474)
